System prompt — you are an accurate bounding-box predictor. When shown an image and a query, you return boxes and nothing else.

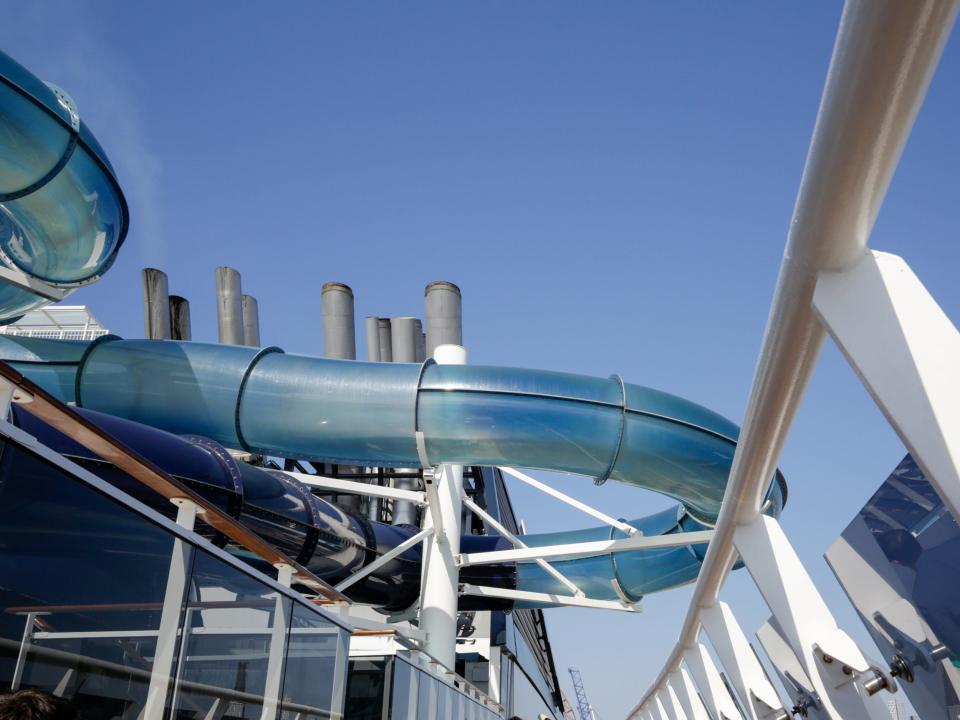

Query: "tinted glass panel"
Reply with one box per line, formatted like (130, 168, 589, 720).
(0, 439, 186, 719)
(171, 550, 292, 719)
(279, 602, 346, 719)
(344, 657, 388, 720)
(826, 454, 960, 720)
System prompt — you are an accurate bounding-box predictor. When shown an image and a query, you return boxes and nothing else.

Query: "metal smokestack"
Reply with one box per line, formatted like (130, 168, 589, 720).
(215, 267, 244, 345)
(242, 295, 261, 347)
(390, 317, 421, 364)
(377, 318, 393, 362)
(141, 268, 171, 340)
(416, 330, 426, 362)
(365, 317, 381, 361)
(322, 283, 356, 360)
(169, 296, 192, 341)
(424, 281, 462, 357)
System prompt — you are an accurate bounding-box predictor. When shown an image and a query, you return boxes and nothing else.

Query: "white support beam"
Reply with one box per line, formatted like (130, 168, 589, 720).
(653, 694, 670, 720)
(143, 499, 198, 720)
(700, 602, 787, 720)
(260, 564, 293, 720)
(419, 343, 466, 671)
(663, 683, 690, 720)
(813, 250, 960, 521)
(498, 466, 639, 535)
(335, 527, 433, 592)
(734, 515, 891, 720)
(672, 668, 711, 720)
(683, 643, 744, 720)
(458, 529, 714, 566)
(286, 471, 427, 506)
(461, 495, 584, 597)
(458, 584, 639, 613)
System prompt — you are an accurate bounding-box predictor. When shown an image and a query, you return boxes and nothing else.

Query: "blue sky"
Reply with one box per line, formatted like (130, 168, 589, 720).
(3, 2, 959, 717)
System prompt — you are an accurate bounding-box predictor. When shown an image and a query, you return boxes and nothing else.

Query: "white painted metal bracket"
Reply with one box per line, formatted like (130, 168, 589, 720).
(813, 250, 960, 521)
(0, 265, 69, 302)
(734, 515, 893, 720)
(458, 584, 640, 613)
(335, 527, 434, 593)
(498, 466, 640, 535)
(756, 620, 825, 719)
(286, 470, 427, 506)
(683, 643, 744, 720)
(457, 529, 714, 566)
(460, 494, 585, 598)
(700, 601, 787, 720)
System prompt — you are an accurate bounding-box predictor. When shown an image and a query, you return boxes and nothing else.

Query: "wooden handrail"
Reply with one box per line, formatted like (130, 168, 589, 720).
(0, 361, 348, 605)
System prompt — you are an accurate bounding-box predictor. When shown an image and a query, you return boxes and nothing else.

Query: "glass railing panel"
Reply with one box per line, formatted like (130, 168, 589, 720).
(390, 656, 419, 719)
(170, 549, 292, 720)
(278, 602, 348, 719)
(0, 437, 187, 720)
(343, 656, 390, 719)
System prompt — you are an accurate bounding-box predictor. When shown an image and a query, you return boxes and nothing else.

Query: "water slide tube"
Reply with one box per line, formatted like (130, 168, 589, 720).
(0, 50, 128, 323)
(0, 51, 784, 610)
(0, 334, 786, 609)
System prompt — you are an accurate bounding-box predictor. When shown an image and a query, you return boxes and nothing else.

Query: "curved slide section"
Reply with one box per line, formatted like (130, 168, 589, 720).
(0, 334, 785, 609)
(0, 50, 128, 323)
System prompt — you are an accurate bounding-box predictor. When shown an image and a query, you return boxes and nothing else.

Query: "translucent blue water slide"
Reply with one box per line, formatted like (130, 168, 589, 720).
(0, 50, 128, 323)
(0, 334, 786, 606)
(0, 50, 784, 608)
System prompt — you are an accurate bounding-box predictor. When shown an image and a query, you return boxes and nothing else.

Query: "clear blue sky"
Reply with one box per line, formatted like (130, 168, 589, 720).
(3, 2, 959, 717)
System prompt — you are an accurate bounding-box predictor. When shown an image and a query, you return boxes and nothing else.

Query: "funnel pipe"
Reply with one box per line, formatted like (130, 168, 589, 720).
(242, 295, 260, 347)
(215, 267, 244, 345)
(169, 296, 192, 341)
(322, 283, 356, 360)
(425, 281, 461, 357)
(141, 268, 171, 340)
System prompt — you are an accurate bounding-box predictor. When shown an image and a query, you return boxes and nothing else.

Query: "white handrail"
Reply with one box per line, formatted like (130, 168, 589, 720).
(628, 0, 959, 715)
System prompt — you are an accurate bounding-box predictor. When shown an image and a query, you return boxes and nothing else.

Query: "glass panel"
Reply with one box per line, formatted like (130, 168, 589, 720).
(343, 657, 389, 719)
(416, 668, 436, 720)
(826, 454, 960, 720)
(0, 438, 187, 720)
(390, 657, 418, 720)
(279, 602, 347, 720)
(171, 550, 292, 720)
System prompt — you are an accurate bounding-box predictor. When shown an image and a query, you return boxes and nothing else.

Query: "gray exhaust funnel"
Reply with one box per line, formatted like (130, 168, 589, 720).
(322, 283, 356, 360)
(424, 281, 461, 357)
(377, 318, 393, 362)
(141, 268, 171, 340)
(390, 317, 421, 364)
(215, 267, 244, 345)
(365, 317, 380, 361)
(242, 295, 260, 347)
(169, 296, 192, 341)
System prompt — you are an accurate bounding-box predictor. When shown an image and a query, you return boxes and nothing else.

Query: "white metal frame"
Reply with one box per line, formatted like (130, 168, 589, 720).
(628, 1, 960, 718)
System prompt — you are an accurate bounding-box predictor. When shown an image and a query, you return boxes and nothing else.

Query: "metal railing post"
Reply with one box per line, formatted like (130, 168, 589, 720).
(670, 668, 711, 720)
(700, 602, 787, 720)
(144, 499, 199, 720)
(683, 642, 744, 720)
